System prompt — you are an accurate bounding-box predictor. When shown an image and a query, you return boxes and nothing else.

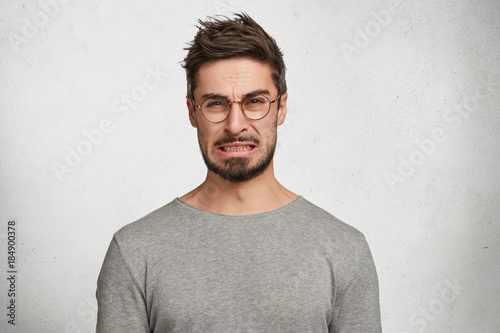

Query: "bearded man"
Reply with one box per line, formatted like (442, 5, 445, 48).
(96, 13, 381, 333)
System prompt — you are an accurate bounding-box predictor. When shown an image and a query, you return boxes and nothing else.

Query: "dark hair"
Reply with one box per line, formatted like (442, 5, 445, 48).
(182, 13, 286, 100)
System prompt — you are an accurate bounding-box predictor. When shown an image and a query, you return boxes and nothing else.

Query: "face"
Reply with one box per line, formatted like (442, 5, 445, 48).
(187, 58, 288, 182)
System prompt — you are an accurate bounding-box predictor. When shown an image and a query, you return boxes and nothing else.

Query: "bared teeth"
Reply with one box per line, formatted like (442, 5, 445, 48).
(223, 145, 252, 152)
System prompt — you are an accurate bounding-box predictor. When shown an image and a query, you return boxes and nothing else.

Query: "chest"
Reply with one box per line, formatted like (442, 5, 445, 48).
(144, 231, 334, 332)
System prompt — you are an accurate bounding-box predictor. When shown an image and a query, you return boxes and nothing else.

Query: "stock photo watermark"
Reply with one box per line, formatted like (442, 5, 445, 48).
(51, 64, 170, 182)
(384, 74, 500, 194)
(341, 0, 402, 63)
(2, 220, 18, 327)
(400, 277, 467, 333)
(8, 0, 70, 52)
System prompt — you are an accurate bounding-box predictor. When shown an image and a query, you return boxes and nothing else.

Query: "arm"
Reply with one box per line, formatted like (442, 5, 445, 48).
(329, 238, 382, 332)
(96, 237, 150, 333)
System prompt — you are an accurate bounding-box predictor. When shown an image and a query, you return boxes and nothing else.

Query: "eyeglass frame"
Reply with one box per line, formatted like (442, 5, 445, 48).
(191, 94, 282, 123)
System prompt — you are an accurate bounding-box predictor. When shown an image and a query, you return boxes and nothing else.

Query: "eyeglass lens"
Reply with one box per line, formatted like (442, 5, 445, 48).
(201, 95, 271, 122)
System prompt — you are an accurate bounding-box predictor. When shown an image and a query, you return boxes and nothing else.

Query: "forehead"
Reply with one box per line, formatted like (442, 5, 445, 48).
(194, 58, 275, 97)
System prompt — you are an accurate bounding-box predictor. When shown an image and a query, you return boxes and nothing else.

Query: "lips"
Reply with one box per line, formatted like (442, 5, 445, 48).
(217, 142, 257, 157)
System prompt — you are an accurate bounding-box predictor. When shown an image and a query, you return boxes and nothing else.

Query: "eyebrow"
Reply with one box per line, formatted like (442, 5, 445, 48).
(201, 89, 271, 101)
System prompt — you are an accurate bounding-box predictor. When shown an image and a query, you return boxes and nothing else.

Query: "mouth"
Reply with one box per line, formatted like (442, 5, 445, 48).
(216, 142, 258, 157)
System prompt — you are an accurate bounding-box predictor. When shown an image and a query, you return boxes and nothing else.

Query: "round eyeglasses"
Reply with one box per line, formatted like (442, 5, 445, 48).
(192, 94, 281, 123)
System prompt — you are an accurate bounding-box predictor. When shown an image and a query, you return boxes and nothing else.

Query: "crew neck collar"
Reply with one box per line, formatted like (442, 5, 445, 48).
(174, 195, 303, 218)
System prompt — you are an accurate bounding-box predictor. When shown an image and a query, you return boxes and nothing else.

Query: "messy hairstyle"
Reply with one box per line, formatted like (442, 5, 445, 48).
(182, 13, 287, 100)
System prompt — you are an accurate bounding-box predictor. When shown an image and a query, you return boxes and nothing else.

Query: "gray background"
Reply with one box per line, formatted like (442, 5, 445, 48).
(1, 0, 499, 332)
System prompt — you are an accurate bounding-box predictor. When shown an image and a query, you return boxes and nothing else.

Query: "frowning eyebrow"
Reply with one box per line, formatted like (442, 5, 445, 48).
(201, 89, 271, 101)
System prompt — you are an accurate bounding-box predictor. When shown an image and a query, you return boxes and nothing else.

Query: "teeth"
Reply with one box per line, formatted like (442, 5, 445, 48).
(223, 145, 252, 152)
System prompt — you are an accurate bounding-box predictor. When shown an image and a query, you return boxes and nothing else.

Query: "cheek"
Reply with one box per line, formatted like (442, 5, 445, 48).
(197, 125, 219, 147)
(258, 125, 277, 144)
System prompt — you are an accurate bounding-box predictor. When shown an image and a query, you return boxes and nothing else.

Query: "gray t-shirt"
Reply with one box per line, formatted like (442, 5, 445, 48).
(96, 196, 381, 332)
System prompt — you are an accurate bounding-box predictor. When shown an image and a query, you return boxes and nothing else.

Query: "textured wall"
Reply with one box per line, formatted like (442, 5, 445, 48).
(1, 0, 499, 332)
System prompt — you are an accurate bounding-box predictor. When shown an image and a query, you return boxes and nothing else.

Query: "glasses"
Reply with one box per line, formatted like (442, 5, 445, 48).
(192, 94, 281, 123)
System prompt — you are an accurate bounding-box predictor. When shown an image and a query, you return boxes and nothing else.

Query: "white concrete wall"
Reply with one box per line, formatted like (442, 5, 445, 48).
(1, 0, 499, 332)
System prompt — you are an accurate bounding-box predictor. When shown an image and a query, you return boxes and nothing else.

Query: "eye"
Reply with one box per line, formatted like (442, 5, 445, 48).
(206, 100, 223, 107)
(245, 96, 266, 105)
(203, 97, 227, 110)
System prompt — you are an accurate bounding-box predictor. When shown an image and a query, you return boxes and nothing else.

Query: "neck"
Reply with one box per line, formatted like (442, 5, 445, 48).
(180, 161, 297, 215)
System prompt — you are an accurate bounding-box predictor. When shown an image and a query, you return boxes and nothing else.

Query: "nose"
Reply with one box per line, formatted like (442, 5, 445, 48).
(224, 101, 248, 135)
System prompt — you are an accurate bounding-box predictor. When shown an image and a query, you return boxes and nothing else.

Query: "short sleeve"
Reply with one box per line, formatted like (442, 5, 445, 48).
(96, 237, 150, 333)
(329, 237, 381, 332)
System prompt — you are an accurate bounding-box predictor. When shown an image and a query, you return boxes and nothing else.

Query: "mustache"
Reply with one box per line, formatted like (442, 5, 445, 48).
(214, 135, 260, 146)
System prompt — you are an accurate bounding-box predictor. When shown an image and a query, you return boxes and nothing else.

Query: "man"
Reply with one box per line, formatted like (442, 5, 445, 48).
(96, 13, 381, 332)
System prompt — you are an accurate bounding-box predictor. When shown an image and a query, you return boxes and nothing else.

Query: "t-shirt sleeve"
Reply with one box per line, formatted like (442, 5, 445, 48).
(96, 237, 150, 333)
(329, 237, 382, 333)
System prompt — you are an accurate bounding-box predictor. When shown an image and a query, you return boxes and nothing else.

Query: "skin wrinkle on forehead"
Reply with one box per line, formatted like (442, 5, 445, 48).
(200, 89, 272, 102)
(194, 61, 276, 101)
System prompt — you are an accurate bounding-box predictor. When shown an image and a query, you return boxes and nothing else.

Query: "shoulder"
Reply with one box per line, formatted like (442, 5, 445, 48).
(112, 199, 186, 252)
(293, 197, 373, 278)
(293, 197, 367, 246)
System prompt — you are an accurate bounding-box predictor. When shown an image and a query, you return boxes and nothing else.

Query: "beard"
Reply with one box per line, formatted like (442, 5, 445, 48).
(198, 131, 277, 182)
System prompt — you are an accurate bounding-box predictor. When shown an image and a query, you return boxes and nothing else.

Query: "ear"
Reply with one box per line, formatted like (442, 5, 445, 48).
(277, 92, 288, 126)
(186, 97, 197, 128)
